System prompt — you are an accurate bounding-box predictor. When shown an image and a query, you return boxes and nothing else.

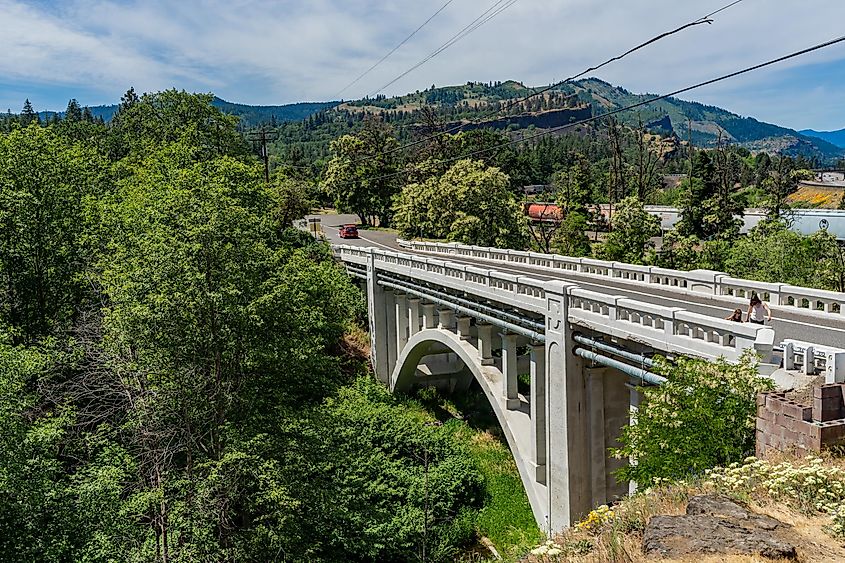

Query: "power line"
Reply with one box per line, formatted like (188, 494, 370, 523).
(383, 0, 748, 157)
(349, 33, 845, 186)
(333, 0, 457, 99)
(367, 0, 519, 98)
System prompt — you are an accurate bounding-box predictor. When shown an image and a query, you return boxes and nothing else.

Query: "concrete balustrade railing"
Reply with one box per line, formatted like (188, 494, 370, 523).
(780, 339, 845, 383)
(339, 245, 775, 362)
(567, 287, 772, 362)
(398, 239, 845, 315)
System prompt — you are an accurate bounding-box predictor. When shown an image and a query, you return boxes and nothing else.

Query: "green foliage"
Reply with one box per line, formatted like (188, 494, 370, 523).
(598, 196, 660, 264)
(554, 212, 592, 257)
(0, 124, 106, 342)
(393, 159, 530, 248)
(322, 117, 400, 226)
(268, 175, 315, 229)
(723, 220, 843, 290)
(650, 229, 700, 270)
(613, 352, 773, 487)
(276, 378, 484, 562)
(0, 90, 491, 562)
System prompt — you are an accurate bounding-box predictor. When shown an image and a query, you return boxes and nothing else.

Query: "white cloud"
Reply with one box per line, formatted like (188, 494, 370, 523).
(1, 0, 845, 128)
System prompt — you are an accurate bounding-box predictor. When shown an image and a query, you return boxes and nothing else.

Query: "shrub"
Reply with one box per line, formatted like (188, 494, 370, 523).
(613, 351, 773, 487)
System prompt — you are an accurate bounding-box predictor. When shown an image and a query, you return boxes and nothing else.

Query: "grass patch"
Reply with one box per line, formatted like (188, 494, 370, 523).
(418, 386, 544, 560)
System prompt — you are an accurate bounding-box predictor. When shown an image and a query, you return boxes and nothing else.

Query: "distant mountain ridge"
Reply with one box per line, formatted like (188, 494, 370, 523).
(799, 128, 845, 149)
(327, 78, 843, 161)
(38, 97, 339, 129)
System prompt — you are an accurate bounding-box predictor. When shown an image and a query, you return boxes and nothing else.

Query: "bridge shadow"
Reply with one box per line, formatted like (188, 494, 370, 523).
(415, 380, 509, 440)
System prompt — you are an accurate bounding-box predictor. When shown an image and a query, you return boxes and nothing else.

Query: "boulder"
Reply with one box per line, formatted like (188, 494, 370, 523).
(642, 495, 797, 560)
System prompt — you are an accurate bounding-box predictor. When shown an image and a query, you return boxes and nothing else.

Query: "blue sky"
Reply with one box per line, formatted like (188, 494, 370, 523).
(2, 0, 845, 131)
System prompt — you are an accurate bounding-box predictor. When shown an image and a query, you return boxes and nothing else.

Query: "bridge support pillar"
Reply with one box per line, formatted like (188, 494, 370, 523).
(438, 309, 455, 331)
(386, 291, 398, 371)
(366, 258, 390, 384)
(395, 293, 408, 354)
(545, 281, 590, 533)
(501, 333, 520, 410)
(629, 383, 641, 495)
(530, 344, 547, 485)
(586, 367, 607, 506)
(422, 303, 437, 329)
(477, 324, 495, 366)
(408, 298, 421, 336)
(584, 367, 630, 507)
(456, 316, 472, 340)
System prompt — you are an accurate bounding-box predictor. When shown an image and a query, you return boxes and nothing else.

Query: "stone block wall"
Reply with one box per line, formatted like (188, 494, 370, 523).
(756, 384, 845, 457)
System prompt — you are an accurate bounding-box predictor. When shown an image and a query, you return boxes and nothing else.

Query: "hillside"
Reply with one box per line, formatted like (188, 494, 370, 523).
(800, 127, 845, 149)
(562, 78, 843, 159)
(38, 98, 338, 129)
(278, 78, 842, 162)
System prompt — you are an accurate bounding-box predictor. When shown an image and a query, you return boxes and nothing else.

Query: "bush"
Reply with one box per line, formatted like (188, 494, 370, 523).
(613, 352, 773, 487)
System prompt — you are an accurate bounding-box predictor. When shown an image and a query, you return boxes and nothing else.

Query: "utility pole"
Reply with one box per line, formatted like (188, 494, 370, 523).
(247, 128, 280, 183)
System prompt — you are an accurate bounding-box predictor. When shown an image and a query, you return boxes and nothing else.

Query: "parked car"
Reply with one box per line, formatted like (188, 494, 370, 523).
(339, 224, 359, 238)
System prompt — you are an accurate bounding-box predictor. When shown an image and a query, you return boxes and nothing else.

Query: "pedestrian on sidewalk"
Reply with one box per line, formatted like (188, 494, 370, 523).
(746, 294, 772, 325)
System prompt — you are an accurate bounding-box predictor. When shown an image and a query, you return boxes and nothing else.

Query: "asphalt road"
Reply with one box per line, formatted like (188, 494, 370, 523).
(317, 213, 845, 349)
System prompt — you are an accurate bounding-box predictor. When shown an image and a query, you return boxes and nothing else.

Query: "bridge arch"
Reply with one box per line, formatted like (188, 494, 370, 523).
(391, 328, 550, 529)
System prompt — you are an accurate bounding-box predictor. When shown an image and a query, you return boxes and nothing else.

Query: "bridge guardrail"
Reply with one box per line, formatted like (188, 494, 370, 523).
(780, 339, 845, 383)
(398, 239, 845, 316)
(339, 245, 775, 363)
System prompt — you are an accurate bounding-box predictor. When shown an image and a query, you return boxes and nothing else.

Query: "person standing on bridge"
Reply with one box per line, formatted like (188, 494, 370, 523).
(746, 294, 772, 325)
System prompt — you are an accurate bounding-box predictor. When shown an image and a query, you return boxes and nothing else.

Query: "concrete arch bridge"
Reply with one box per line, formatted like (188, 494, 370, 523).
(336, 243, 845, 534)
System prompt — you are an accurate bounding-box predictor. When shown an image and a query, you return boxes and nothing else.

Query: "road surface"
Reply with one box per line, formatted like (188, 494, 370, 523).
(314, 213, 845, 348)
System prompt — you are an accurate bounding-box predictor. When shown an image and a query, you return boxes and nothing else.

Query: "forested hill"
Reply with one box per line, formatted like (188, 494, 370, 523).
(37, 98, 339, 128)
(800, 128, 845, 149)
(564, 79, 843, 159)
(272, 78, 842, 163)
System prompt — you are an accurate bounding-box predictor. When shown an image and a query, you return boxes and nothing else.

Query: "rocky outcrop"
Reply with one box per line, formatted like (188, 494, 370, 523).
(642, 495, 797, 560)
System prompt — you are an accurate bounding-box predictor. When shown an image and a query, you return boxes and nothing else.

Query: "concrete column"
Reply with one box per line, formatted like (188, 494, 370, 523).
(477, 324, 494, 365)
(395, 293, 409, 355)
(604, 370, 631, 501)
(501, 333, 520, 410)
(804, 346, 816, 375)
(422, 303, 437, 329)
(544, 280, 590, 533)
(456, 316, 472, 340)
(783, 341, 794, 370)
(385, 290, 397, 372)
(586, 368, 607, 507)
(366, 252, 390, 384)
(438, 309, 455, 331)
(629, 382, 641, 495)
(408, 298, 421, 336)
(531, 343, 547, 484)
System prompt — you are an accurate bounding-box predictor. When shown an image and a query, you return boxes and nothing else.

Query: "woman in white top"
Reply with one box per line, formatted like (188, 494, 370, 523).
(746, 294, 772, 325)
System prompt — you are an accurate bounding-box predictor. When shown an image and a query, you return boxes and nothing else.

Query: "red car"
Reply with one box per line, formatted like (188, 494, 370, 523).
(339, 224, 359, 239)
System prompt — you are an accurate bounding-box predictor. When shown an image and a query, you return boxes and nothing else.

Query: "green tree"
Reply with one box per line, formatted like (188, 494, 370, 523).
(268, 175, 315, 230)
(723, 220, 822, 288)
(597, 196, 660, 264)
(322, 117, 400, 226)
(651, 229, 700, 270)
(109, 89, 248, 161)
(20, 99, 39, 126)
(0, 125, 104, 342)
(759, 156, 801, 222)
(613, 352, 773, 487)
(393, 159, 530, 248)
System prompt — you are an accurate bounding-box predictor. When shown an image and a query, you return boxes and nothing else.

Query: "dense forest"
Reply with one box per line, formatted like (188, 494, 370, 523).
(0, 91, 505, 562)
